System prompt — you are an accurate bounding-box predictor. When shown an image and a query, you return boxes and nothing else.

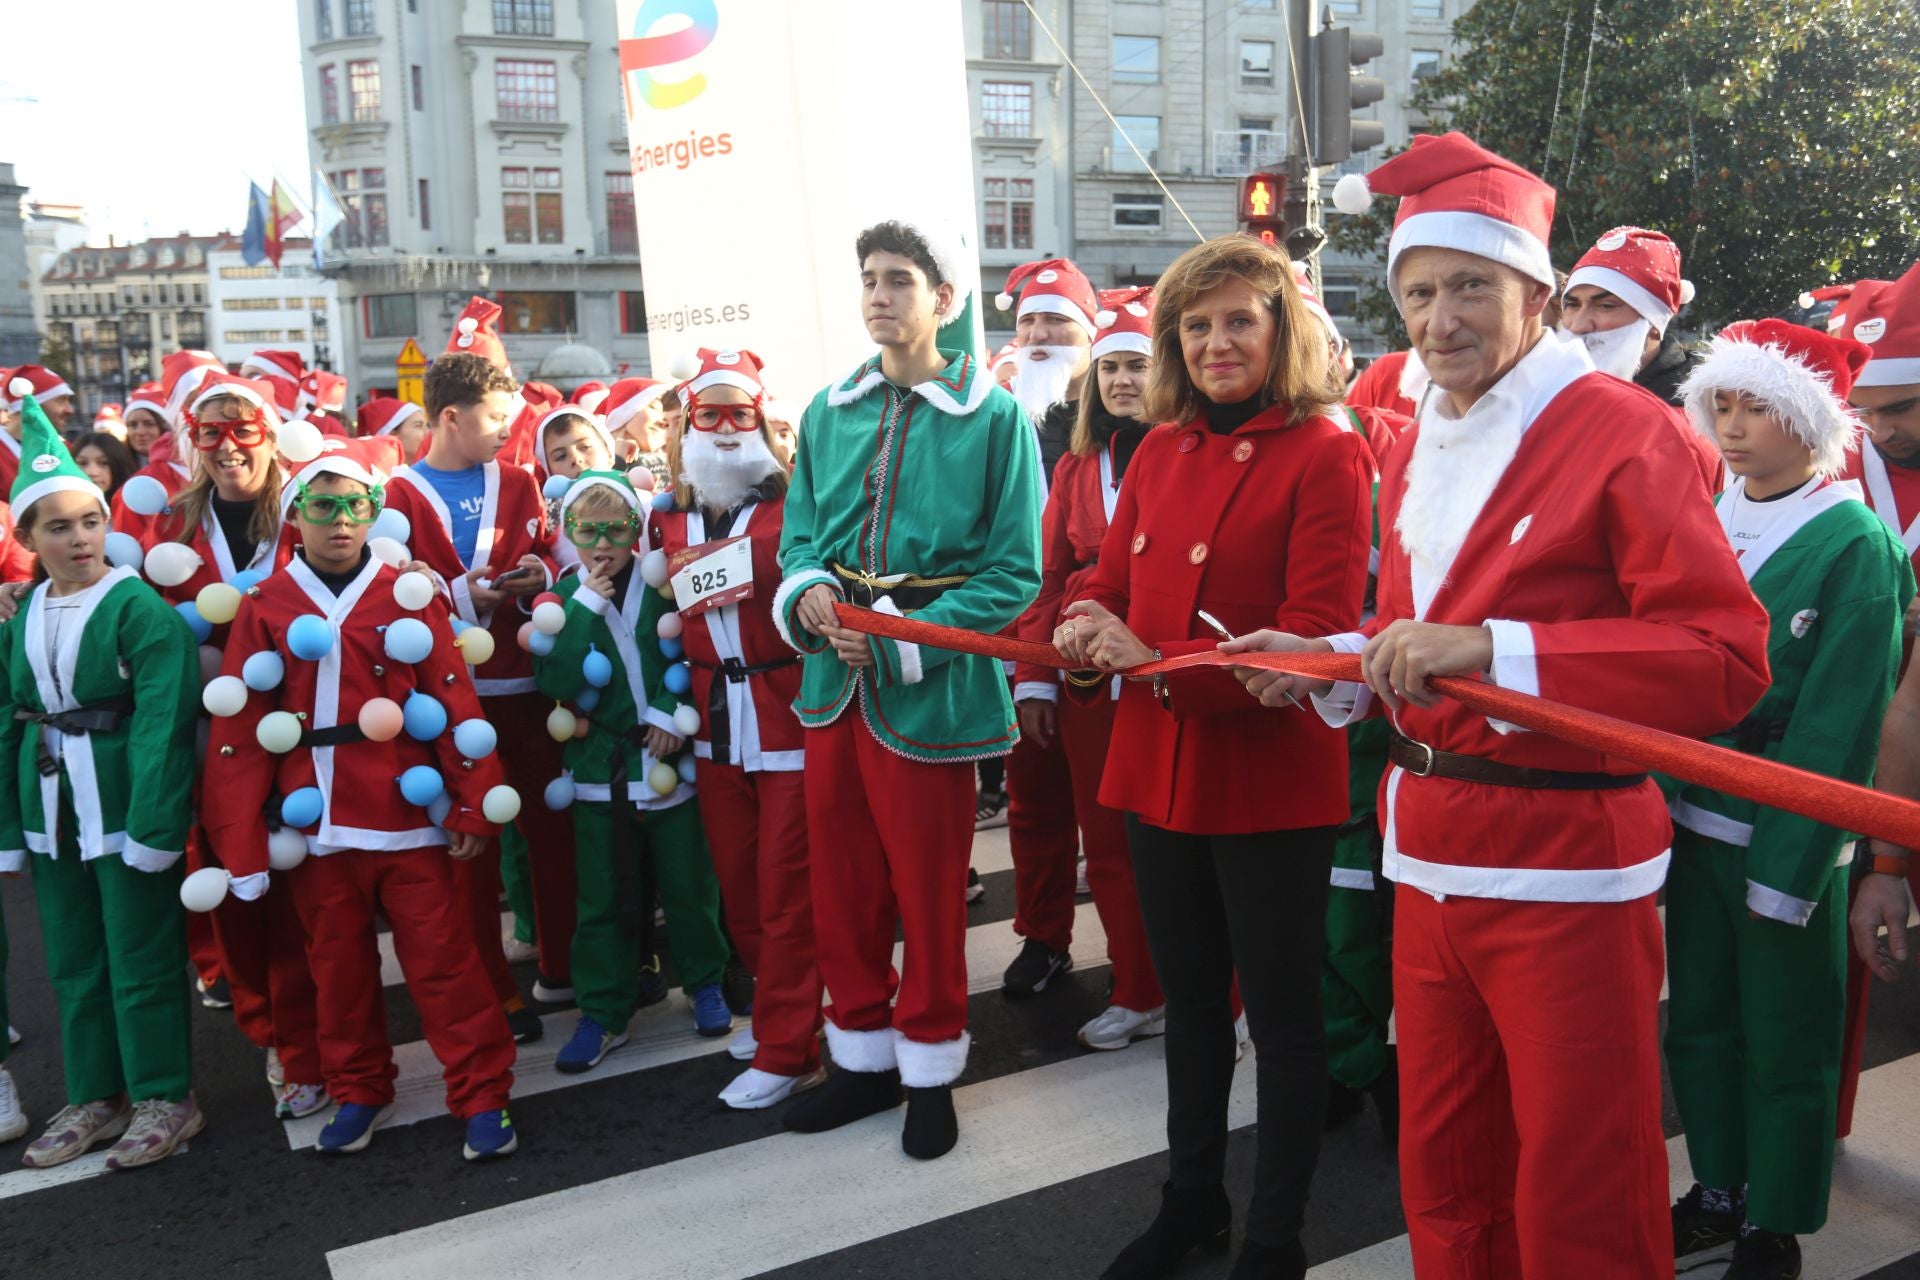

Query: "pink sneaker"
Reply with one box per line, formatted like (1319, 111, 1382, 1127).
(22, 1097, 130, 1168)
(105, 1095, 204, 1170)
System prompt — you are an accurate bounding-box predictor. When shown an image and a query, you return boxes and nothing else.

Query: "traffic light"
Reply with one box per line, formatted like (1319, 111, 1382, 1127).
(1240, 172, 1287, 245)
(1312, 27, 1386, 165)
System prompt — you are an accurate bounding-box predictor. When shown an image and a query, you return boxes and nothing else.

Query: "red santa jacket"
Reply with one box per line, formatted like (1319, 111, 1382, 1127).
(1841, 444, 1920, 577)
(383, 462, 556, 696)
(203, 555, 505, 888)
(1014, 443, 1129, 698)
(1345, 356, 1769, 903)
(1349, 403, 1412, 469)
(1348, 350, 1419, 421)
(1660, 400, 1726, 496)
(111, 456, 193, 547)
(649, 494, 804, 770)
(1074, 408, 1373, 835)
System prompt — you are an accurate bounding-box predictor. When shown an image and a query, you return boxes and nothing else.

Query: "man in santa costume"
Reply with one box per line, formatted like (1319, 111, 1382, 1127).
(1560, 226, 1722, 492)
(1232, 132, 1771, 1278)
(1838, 264, 1920, 581)
(777, 215, 1041, 1159)
(994, 258, 1098, 478)
(0, 366, 76, 439)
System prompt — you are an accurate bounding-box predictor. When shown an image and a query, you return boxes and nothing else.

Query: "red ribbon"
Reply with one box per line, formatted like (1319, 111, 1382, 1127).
(832, 602, 1920, 851)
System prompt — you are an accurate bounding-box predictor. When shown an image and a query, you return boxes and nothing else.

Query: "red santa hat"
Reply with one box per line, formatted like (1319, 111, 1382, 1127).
(1332, 131, 1556, 299)
(446, 297, 509, 369)
(124, 381, 168, 423)
(603, 376, 673, 436)
(1796, 282, 1882, 336)
(187, 372, 287, 433)
(279, 437, 391, 523)
(160, 349, 226, 425)
(1843, 261, 1920, 389)
(358, 395, 422, 439)
(1680, 318, 1871, 478)
(240, 348, 307, 413)
(994, 259, 1099, 337)
(3, 365, 74, 411)
(498, 379, 562, 470)
(670, 348, 767, 408)
(92, 403, 127, 440)
(533, 405, 618, 478)
(1566, 227, 1694, 335)
(1091, 287, 1155, 360)
(568, 380, 611, 415)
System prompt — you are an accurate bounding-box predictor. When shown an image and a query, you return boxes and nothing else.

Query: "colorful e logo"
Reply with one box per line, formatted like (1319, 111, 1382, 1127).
(621, 0, 718, 110)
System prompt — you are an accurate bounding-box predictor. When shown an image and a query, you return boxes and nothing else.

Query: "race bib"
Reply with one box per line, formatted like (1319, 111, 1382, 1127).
(669, 536, 755, 617)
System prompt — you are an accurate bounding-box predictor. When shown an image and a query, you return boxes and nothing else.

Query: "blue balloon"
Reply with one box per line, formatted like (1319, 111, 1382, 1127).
(542, 473, 573, 502)
(663, 661, 691, 695)
(383, 617, 434, 665)
(175, 600, 213, 643)
(280, 786, 324, 829)
(582, 646, 614, 689)
(399, 765, 445, 807)
(650, 490, 675, 511)
(104, 531, 144, 571)
(369, 508, 412, 547)
(659, 634, 684, 660)
(230, 569, 266, 595)
(120, 474, 169, 517)
(451, 618, 473, 636)
(453, 718, 497, 759)
(403, 691, 448, 741)
(543, 775, 577, 811)
(677, 754, 698, 784)
(574, 687, 601, 712)
(241, 649, 286, 692)
(427, 793, 453, 828)
(287, 615, 334, 662)
(527, 628, 557, 657)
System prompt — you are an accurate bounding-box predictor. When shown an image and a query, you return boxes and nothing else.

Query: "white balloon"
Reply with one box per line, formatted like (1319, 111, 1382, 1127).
(656, 610, 684, 640)
(143, 541, 204, 588)
(368, 536, 409, 568)
(278, 418, 326, 465)
(179, 867, 231, 913)
(532, 600, 566, 635)
(267, 826, 310, 871)
(120, 474, 170, 517)
(640, 548, 670, 588)
(256, 710, 303, 754)
(481, 785, 523, 825)
(392, 571, 436, 612)
(672, 703, 701, 737)
(104, 531, 145, 571)
(201, 675, 249, 718)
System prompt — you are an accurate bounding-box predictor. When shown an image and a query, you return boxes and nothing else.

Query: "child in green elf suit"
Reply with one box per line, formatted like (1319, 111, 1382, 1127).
(1666, 320, 1915, 1280)
(535, 471, 734, 1073)
(0, 389, 201, 1170)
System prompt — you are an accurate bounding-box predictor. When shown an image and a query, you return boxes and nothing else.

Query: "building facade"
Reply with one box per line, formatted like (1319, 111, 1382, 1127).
(205, 243, 344, 374)
(297, 0, 647, 397)
(0, 165, 38, 369)
(37, 234, 224, 410)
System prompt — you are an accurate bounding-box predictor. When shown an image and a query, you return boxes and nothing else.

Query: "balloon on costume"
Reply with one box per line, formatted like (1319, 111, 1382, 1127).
(455, 626, 496, 665)
(672, 704, 701, 737)
(482, 785, 523, 824)
(358, 697, 404, 742)
(659, 634, 683, 660)
(647, 762, 679, 795)
(120, 474, 170, 516)
(542, 473, 572, 502)
(198, 644, 224, 684)
(104, 531, 144, 571)
(453, 719, 497, 759)
(242, 649, 286, 691)
(656, 611, 683, 640)
(231, 569, 266, 594)
(277, 417, 325, 464)
(287, 615, 334, 661)
(399, 765, 446, 807)
(575, 687, 600, 712)
(392, 571, 436, 612)
(403, 691, 449, 741)
(544, 775, 576, 810)
(546, 704, 577, 742)
(428, 793, 453, 828)
(180, 867, 230, 913)
(175, 601, 213, 643)
(527, 628, 557, 657)
(368, 537, 409, 568)
(256, 710, 302, 753)
(280, 787, 324, 829)
(531, 595, 566, 635)
(196, 582, 241, 626)
(664, 662, 691, 695)
(267, 826, 309, 871)
(369, 508, 411, 547)
(144, 541, 203, 588)
(582, 646, 613, 688)
(640, 549, 670, 588)
(201, 676, 249, 718)
(677, 754, 698, 784)
(383, 617, 434, 664)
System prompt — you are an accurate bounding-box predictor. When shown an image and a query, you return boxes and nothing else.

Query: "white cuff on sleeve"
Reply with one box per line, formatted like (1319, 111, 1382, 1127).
(1746, 879, 1816, 927)
(1014, 680, 1060, 704)
(229, 871, 270, 902)
(1482, 619, 1537, 736)
(642, 705, 680, 735)
(121, 840, 184, 873)
(0, 848, 24, 874)
(1311, 631, 1373, 728)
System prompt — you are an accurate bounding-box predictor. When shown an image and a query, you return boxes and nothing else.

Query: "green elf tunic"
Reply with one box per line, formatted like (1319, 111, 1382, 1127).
(535, 560, 731, 1026)
(0, 565, 200, 1104)
(1664, 477, 1914, 1235)
(774, 350, 1042, 762)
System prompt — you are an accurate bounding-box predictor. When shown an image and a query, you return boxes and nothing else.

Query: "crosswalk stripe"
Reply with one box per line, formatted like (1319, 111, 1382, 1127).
(0, 1143, 194, 1203)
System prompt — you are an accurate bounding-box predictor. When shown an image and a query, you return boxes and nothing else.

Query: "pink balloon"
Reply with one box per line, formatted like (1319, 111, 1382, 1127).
(358, 697, 405, 743)
(517, 620, 537, 652)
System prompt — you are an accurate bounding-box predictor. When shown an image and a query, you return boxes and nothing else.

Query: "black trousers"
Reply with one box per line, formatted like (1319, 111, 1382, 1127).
(1127, 816, 1336, 1246)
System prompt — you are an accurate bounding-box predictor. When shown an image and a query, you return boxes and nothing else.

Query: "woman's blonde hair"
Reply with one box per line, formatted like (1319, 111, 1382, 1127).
(1143, 236, 1344, 427)
(170, 393, 285, 549)
(1069, 348, 1153, 457)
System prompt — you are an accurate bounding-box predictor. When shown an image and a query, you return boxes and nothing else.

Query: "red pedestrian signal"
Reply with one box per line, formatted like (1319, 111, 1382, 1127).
(1240, 173, 1287, 244)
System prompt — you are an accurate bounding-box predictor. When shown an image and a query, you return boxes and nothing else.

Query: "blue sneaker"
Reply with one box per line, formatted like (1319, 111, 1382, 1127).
(554, 1015, 628, 1075)
(315, 1102, 392, 1155)
(690, 982, 732, 1037)
(462, 1108, 518, 1161)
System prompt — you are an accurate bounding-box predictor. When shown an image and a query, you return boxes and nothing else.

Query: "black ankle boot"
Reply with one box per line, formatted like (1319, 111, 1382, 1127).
(1100, 1181, 1232, 1280)
(1324, 1076, 1364, 1132)
(780, 1067, 901, 1133)
(1369, 1048, 1400, 1148)
(901, 1084, 958, 1160)
(1229, 1236, 1307, 1280)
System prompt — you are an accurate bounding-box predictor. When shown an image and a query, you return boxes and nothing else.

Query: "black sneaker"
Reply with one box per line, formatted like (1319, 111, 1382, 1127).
(1324, 1077, 1365, 1132)
(1725, 1226, 1801, 1280)
(965, 867, 986, 905)
(1672, 1183, 1741, 1263)
(505, 1004, 545, 1043)
(722, 958, 756, 1017)
(197, 976, 232, 1010)
(1002, 937, 1074, 997)
(636, 964, 670, 1010)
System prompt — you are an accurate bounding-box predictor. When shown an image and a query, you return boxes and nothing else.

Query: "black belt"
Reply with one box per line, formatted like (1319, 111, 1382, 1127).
(1731, 716, 1788, 755)
(690, 655, 798, 762)
(301, 724, 368, 748)
(1389, 732, 1648, 791)
(17, 698, 135, 777)
(829, 562, 968, 611)
(689, 654, 801, 683)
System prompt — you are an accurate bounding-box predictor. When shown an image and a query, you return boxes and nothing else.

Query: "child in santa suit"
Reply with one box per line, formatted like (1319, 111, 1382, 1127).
(1664, 320, 1912, 1278)
(534, 471, 736, 1072)
(380, 322, 570, 1038)
(533, 403, 624, 576)
(0, 391, 203, 1170)
(201, 439, 522, 1160)
(648, 349, 825, 1109)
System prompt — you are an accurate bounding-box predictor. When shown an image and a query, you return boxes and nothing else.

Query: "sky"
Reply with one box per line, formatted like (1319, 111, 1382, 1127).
(2, 2, 314, 246)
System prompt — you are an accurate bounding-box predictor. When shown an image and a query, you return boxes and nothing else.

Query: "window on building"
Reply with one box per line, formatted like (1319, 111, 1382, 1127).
(411, 65, 423, 110)
(227, 297, 281, 311)
(496, 59, 559, 122)
(344, 0, 374, 35)
(496, 291, 577, 334)
(315, 0, 333, 39)
(193, 285, 205, 304)
(1243, 0, 1277, 8)
(348, 59, 381, 121)
(981, 81, 1033, 137)
(329, 168, 388, 248)
(320, 65, 340, 124)
(1319, 275, 1361, 318)
(1327, 0, 1361, 14)
(1111, 115, 1160, 171)
(534, 168, 563, 243)
(502, 167, 532, 243)
(494, 0, 554, 35)
(220, 266, 276, 280)
(1112, 192, 1165, 231)
(225, 329, 286, 344)
(618, 291, 647, 333)
(1411, 0, 1444, 17)
(605, 172, 636, 255)
(1411, 50, 1442, 80)
(1113, 35, 1159, 83)
(363, 294, 417, 338)
(419, 178, 430, 230)
(982, 177, 1036, 251)
(1240, 40, 1275, 87)
(311, 297, 330, 309)
(982, 1, 1030, 59)
(286, 330, 308, 342)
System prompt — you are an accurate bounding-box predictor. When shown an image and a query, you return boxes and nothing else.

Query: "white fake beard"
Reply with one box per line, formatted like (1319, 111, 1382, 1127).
(1394, 408, 1527, 582)
(680, 428, 779, 513)
(1566, 317, 1652, 380)
(1007, 345, 1085, 421)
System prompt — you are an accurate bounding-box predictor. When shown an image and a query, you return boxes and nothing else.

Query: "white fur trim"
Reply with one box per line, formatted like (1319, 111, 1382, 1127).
(1670, 797, 1753, 847)
(189, 379, 281, 428)
(825, 1020, 899, 1072)
(121, 839, 183, 873)
(1332, 173, 1374, 215)
(0, 849, 23, 874)
(870, 596, 923, 685)
(1566, 264, 1677, 334)
(228, 871, 270, 902)
(1385, 845, 1670, 903)
(685, 369, 764, 402)
(826, 360, 887, 408)
(1680, 335, 1860, 477)
(1482, 618, 1537, 736)
(1095, 309, 1118, 328)
(536, 407, 617, 476)
(1017, 292, 1097, 337)
(12, 474, 107, 521)
(1389, 210, 1555, 299)
(894, 1029, 970, 1086)
(1857, 356, 1920, 389)
(370, 401, 422, 437)
(6, 376, 31, 398)
(1091, 331, 1154, 361)
(605, 382, 671, 435)
(913, 359, 997, 417)
(558, 474, 641, 518)
(995, 291, 1015, 310)
(771, 569, 838, 652)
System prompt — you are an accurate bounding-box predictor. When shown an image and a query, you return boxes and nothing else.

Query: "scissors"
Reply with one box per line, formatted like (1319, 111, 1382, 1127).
(1199, 609, 1302, 708)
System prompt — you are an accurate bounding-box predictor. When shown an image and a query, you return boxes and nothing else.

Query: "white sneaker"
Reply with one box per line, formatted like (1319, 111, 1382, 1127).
(276, 1082, 329, 1119)
(0, 1068, 27, 1143)
(727, 1025, 758, 1062)
(1075, 857, 1091, 897)
(501, 936, 539, 965)
(6, 1025, 19, 1047)
(531, 978, 576, 1004)
(1234, 1012, 1252, 1062)
(1077, 1005, 1167, 1051)
(265, 1047, 285, 1089)
(717, 1065, 827, 1110)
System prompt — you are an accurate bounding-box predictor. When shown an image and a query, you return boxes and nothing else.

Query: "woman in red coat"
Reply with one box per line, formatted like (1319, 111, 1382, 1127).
(1057, 237, 1373, 1280)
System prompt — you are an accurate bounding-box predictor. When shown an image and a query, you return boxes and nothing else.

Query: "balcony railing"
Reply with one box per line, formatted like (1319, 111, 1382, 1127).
(1212, 129, 1288, 177)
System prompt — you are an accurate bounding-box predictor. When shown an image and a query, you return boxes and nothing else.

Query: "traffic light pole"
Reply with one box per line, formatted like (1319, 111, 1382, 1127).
(1285, 0, 1319, 291)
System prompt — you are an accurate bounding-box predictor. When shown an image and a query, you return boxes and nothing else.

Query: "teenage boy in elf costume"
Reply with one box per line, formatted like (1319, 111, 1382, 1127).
(201, 438, 522, 1161)
(0, 389, 203, 1170)
(649, 348, 825, 1110)
(777, 217, 1041, 1160)
(534, 470, 736, 1073)
(1664, 320, 1912, 1280)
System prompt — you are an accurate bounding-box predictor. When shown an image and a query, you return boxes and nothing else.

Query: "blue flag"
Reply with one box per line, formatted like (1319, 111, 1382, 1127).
(241, 182, 271, 266)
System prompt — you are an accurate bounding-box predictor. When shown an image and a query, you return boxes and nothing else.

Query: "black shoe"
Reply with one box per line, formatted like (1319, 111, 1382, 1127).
(197, 976, 232, 1010)
(782, 1067, 903, 1134)
(1100, 1181, 1232, 1280)
(1726, 1226, 1801, 1280)
(1324, 1077, 1365, 1132)
(1002, 937, 1074, 997)
(901, 1084, 958, 1160)
(722, 958, 756, 1017)
(1672, 1183, 1742, 1262)
(636, 961, 670, 1010)
(1229, 1236, 1308, 1280)
(1369, 1048, 1400, 1149)
(505, 1004, 544, 1043)
(966, 867, 986, 904)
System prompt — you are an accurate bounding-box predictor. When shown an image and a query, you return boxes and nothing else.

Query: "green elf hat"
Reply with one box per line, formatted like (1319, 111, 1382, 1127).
(558, 468, 641, 521)
(7, 380, 106, 520)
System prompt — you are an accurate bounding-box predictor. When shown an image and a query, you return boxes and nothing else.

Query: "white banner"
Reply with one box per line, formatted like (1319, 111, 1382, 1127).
(614, 0, 983, 401)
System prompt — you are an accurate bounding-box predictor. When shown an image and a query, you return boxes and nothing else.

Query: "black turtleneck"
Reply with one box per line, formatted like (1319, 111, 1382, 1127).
(1088, 402, 1150, 481)
(610, 558, 637, 613)
(1202, 396, 1267, 435)
(211, 494, 260, 571)
(300, 546, 371, 597)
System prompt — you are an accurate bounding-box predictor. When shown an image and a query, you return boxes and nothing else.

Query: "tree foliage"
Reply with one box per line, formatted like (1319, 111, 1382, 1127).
(1332, 0, 1920, 343)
